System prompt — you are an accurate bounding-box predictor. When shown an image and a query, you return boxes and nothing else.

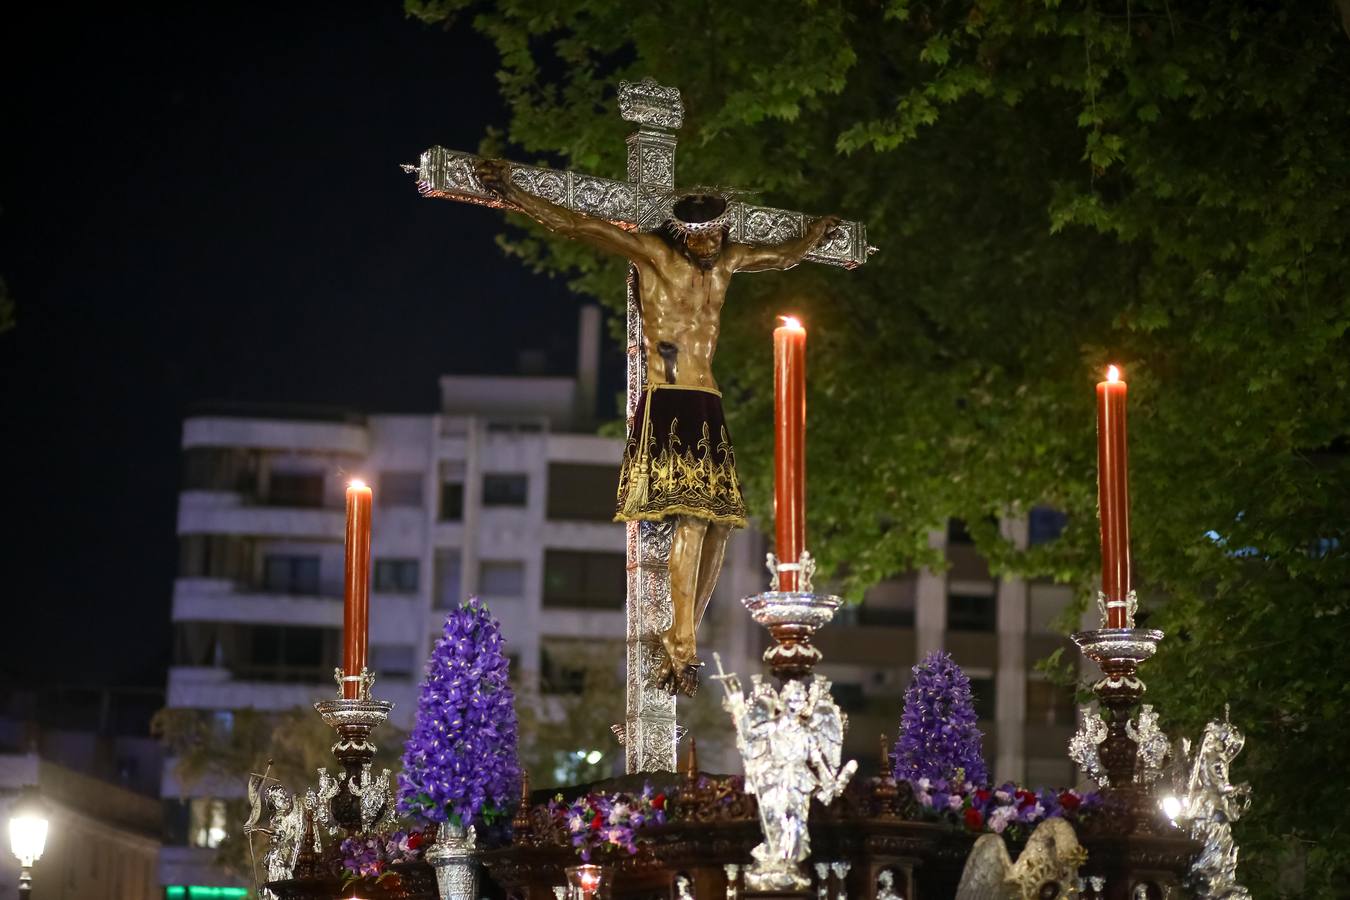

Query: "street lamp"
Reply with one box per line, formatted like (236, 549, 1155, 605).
(8, 786, 48, 900)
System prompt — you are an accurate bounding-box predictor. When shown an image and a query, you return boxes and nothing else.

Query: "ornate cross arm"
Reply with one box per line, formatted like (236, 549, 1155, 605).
(409, 146, 877, 269)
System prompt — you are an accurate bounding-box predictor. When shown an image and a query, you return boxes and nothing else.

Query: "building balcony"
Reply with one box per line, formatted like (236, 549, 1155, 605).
(172, 578, 341, 626)
(182, 415, 368, 455)
(177, 491, 345, 538)
(166, 667, 331, 710)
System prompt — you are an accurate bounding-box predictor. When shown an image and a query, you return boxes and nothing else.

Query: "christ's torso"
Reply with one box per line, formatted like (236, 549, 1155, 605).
(634, 240, 739, 389)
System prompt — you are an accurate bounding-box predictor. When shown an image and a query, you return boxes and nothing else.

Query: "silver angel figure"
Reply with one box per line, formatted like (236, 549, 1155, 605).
(714, 656, 858, 892)
(257, 783, 305, 883)
(875, 870, 903, 900)
(1126, 703, 1169, 786)
(955, 817, 1087, 900)
(1173, 709, 1251, 900)
(1068, 708, 1109, 787)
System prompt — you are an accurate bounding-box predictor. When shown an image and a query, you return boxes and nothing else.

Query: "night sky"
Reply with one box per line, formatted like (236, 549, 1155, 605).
(1, 4, 604, 689)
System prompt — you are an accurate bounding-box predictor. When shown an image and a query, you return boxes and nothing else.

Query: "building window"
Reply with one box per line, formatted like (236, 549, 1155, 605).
(433, 549, 463, 609)
(948, 593, 996, 632)
(374, 558, 419, 593)
(947, 518, 975, 545)
(479, 560, 526, 599)
(189, 798, 228, 848)
(241, 624, 337, 681)
(483, 473, 529, 507)
(542, 550, 625, 609)
(547, 464, 618, 521)
(540, 642, 590, 694)
(267, 472, 325, 507)
(968, 677, 996, 721)
(1029, 506, 1069, 545)
(163, 799, 190, 845)
(181, 446, 258, 493)
(439, 482, 464, 521)
(262, 554, 321, 595)
(1026, 678, 1075, 726)
(371, 644, 418, 679)
(178, 534, 250, 580)
(379, 472, 424, 508)
(172, 622, 339, 680)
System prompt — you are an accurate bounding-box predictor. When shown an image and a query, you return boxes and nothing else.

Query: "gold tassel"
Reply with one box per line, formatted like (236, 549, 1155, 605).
(621, 462, 649, 518)
(620, 384, 656, 518)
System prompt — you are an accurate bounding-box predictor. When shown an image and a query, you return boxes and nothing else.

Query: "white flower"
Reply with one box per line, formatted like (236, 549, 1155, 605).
(989, 806, 1015, 834)
(608, 802, 630, 824)
(947, 794, 964, 811)
(568, 814, 584, 833)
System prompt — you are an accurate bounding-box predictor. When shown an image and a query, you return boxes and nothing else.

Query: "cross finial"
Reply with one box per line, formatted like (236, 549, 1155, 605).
(618, 77, 684, 130)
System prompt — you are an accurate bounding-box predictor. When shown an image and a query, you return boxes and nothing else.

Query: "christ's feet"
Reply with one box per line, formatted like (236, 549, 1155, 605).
(654, 630, 702, 697)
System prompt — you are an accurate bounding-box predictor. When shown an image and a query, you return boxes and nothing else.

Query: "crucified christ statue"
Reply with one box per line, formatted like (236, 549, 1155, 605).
(476, 159, 839, 695)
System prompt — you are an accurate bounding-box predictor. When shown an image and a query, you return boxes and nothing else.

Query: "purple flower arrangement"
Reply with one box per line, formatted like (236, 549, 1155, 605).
(893, 650, 989, 788)
(892, 650, 1101, 836)
(339, 829, 425, 883)
(911, 779, 1103, 837)
(398, 597, 521, 829)
(547, 783, 668, 860)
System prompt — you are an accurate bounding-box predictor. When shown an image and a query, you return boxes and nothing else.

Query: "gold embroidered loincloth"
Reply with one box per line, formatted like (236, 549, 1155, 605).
(614, 383, 747, 528)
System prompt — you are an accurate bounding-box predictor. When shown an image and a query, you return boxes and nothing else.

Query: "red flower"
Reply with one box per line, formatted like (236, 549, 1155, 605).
(964, 807, 984, 831)
(407, 831, 424, 850)
(651, 793, 667, 811)
(1016, 789, 1037, 809)
(591, 813, 604, 832)
(1058, 791, 1082, 812)
(973, 790, 991, 805)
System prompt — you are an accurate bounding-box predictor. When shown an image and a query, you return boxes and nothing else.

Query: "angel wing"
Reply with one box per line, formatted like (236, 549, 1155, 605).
(955, 834, 1013, 900)
(808, 680, 846, 772)
(1007, 818, 1087, 899)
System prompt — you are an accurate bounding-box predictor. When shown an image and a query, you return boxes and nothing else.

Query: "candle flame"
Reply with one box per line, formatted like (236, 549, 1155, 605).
(348, 478, 368, 491)
(779, 315, 804, 331)
(1106, 365, 1121, 383)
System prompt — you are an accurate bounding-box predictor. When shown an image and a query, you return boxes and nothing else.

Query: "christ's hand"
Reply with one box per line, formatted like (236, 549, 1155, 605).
(474, 158, 515, 202)
(810, 214, 842, 243)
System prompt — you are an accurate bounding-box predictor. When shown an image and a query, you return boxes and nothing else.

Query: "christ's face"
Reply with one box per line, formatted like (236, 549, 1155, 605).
(684, 229, 724, 262)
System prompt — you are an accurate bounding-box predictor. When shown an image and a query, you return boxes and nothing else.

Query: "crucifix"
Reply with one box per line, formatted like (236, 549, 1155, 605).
(408, 78, 873, 773)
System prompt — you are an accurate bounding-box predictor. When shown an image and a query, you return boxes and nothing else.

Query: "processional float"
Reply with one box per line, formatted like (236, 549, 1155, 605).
(240, 79, 1251, 900)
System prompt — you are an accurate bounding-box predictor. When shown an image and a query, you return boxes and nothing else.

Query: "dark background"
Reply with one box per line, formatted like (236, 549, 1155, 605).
(0, 2, 610, 689)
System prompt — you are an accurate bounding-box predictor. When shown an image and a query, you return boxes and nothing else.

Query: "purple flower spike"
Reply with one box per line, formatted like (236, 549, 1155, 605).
(397, 597, 520, 828)
(893, 651, 989, 789)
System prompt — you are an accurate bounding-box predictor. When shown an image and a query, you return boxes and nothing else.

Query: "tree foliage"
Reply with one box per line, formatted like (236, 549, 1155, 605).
(406, 1, 1350, 893)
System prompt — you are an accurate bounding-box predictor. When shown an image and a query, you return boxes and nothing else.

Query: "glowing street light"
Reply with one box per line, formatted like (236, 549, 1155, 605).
(8, 786, 49, 900)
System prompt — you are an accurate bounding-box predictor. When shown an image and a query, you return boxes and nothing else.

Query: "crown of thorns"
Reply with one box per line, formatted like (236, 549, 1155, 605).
(666, 187, 750, 236)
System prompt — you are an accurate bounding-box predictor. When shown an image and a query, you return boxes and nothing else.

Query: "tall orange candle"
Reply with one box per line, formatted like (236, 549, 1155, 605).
(342, 479, 373, 698)
(774, 316, 807, 591)
(1096, 366, 1131, 627)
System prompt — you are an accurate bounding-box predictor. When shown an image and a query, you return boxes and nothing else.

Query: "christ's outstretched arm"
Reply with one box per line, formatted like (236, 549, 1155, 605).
(475, 159, 657, 264)
(727, 215, 841, 273)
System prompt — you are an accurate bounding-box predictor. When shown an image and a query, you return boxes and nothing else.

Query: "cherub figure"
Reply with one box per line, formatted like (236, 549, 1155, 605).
(715, 656, 857, 891)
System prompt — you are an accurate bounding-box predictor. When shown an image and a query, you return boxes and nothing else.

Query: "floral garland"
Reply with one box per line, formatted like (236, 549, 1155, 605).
(547, 783, 668, 860)
(911, 774, 1102, 837)
(339, 829, 426, 886)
